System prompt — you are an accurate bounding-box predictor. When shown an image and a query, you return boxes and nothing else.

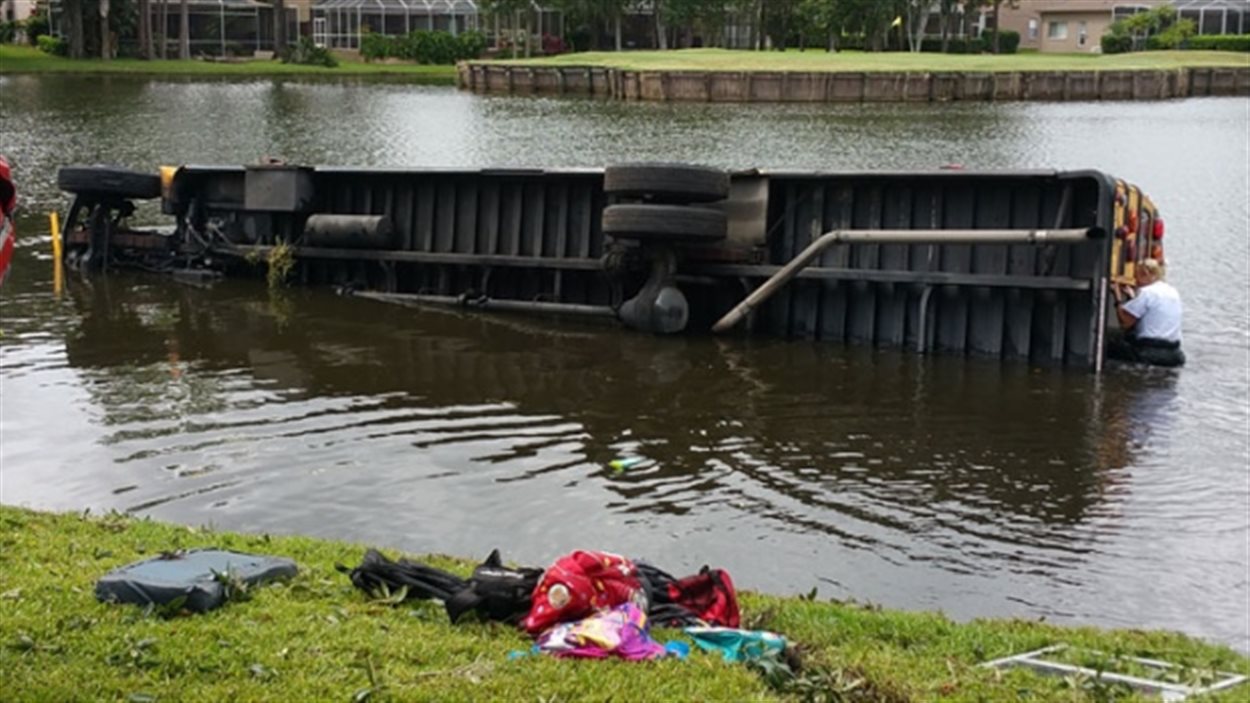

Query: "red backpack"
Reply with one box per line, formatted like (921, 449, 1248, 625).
(638, 564, 740, 628)
(523, 550, 642, 636)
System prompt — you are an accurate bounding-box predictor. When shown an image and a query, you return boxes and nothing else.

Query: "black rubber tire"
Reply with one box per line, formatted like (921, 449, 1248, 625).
(602, 204, 727, 243)
(603, 163, 730, 203)
(57, 166, 161, 200)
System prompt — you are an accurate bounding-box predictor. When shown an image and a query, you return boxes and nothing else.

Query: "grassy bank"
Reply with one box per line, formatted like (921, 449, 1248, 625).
(483, 47, 1250, 73)
(0, 45, 456, 82)
(1, 505, 1246, 702)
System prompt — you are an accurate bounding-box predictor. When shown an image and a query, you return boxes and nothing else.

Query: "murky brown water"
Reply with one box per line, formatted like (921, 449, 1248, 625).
(1, 75, 1247, 650)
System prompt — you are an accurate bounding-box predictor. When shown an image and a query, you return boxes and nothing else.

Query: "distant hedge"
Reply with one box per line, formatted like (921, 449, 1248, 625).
(1185, 34, 1250, 52)
(282, 37, 337, 67)
(36, 33, 66, 56)
(1101, 32, 1133, 54)
(920, 37, 986, 54)
(361, 30, 486, 64)
(994, 29, 1021, 54)
(1104, 33, 1249, 54)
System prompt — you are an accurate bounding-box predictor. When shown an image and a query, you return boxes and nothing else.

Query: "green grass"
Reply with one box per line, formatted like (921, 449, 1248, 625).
(0, 45, 456, 82)
(1, 505, 1246, 702)
(483, 47, 1250, 73)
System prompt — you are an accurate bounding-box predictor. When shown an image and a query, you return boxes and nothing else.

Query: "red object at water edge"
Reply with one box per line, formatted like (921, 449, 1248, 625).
(0, 155, 16, 287)
(523, 551, 642, 636)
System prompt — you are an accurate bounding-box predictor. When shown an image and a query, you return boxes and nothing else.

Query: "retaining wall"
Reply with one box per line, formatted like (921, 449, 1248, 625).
(457, 63, 1250, 103)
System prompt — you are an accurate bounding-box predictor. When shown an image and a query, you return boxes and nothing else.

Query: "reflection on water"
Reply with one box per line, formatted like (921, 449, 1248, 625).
(0, 76, 1246, 650)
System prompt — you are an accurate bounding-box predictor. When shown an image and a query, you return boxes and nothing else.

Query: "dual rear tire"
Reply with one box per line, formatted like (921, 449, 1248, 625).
(601, 163, 729, 244)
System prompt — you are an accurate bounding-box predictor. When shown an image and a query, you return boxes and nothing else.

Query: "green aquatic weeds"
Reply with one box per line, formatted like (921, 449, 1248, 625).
(265, 241, 295, 290)
(0, 506, 1246, 702)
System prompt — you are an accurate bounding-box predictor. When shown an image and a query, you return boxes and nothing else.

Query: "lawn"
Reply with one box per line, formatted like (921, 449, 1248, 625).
(483, 47, 1250, 73)
(1, 505, 1247, 701)
(0, 45, 457, 82)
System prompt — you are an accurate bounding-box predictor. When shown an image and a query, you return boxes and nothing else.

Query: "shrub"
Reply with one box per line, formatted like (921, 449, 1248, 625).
(978, 28, 1018, 54)
(360, 30, 485, 64)
(360, 30, 399, 61)
(457, 30, 487, 59)
(25, 9, 49, 43)
(1105, 26, 1135, 54)
(920, 37, 987, 54)
(0, 20, 20, 44)
(566, 26, 591, 52)
(540, 32, 565, 56)
(1148, 18, 1196, 49)
(36, 33, 66, 55)
(1101, 31, 1133, 54)
(1185, 34, 1250, 52)
(418, 30, 461, 64)
(281, 37, 337, 67)
(834, 34, 868, 51)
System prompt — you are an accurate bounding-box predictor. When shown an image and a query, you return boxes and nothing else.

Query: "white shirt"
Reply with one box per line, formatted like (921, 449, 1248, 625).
(1122, 280, 1183, 343)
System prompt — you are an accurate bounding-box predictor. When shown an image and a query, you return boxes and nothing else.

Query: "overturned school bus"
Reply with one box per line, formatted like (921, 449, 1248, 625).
(55, 162, 1166, 372)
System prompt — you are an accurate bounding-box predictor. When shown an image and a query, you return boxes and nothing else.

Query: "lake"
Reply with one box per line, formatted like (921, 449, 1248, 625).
(0, 74, 1246, 650)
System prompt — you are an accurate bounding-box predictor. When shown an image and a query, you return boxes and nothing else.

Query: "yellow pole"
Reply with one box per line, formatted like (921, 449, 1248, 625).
(49, 211, 63, 297)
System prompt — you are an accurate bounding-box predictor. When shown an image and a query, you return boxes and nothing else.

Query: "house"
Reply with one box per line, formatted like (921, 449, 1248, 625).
(998, 0, 1248, 53)
(997, 0, 1164, 53)
(2, 0, 37, 23)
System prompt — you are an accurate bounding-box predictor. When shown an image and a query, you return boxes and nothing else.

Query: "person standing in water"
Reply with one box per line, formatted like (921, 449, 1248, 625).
(1108, 258, 1185, 367)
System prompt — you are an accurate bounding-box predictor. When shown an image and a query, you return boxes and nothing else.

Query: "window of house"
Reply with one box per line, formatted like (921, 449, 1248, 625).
(313, 17, 327, 47)
(1078, 21, 1088, 46)
(1028, 19, 1039, 40)
(1047, 21, 1069, 40)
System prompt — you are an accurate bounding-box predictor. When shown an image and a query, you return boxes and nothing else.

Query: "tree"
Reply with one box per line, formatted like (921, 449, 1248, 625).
(99, 0, 110, 59)
(659, 0, 726, 48)
(159, 0, 168, 58)
(603, 0, 633, 51)
(1116, 5, 1186, 51)
(178, 0, 188, 58)
(966, 0, 1016, 54)
(832, 0, 904, 51)
(655, 6, 667, 49)
(138, 0, 152, 59)
(989, 0, 1002, 53)
(796, 0, 835, 50)
(64, 0, 85, 58)
(758, 0, 799, 50)
(274, 0, 287, 52)
(903, 0, 932, 52)
(938, 0, 959, 52)
(548, 0, 632, 51)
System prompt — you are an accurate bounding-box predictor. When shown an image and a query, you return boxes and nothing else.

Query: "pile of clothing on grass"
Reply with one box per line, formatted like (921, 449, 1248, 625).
(337, 548, 791, 667)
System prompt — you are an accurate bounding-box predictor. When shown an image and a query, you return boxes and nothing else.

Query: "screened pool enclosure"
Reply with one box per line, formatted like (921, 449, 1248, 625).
(1172, 0, 1249, 34)
(312, 0, 480, 49)
(49, 0, 297, 56)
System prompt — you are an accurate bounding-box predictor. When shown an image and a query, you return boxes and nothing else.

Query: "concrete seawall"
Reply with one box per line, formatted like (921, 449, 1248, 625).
(457, 63, 1250, 102)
